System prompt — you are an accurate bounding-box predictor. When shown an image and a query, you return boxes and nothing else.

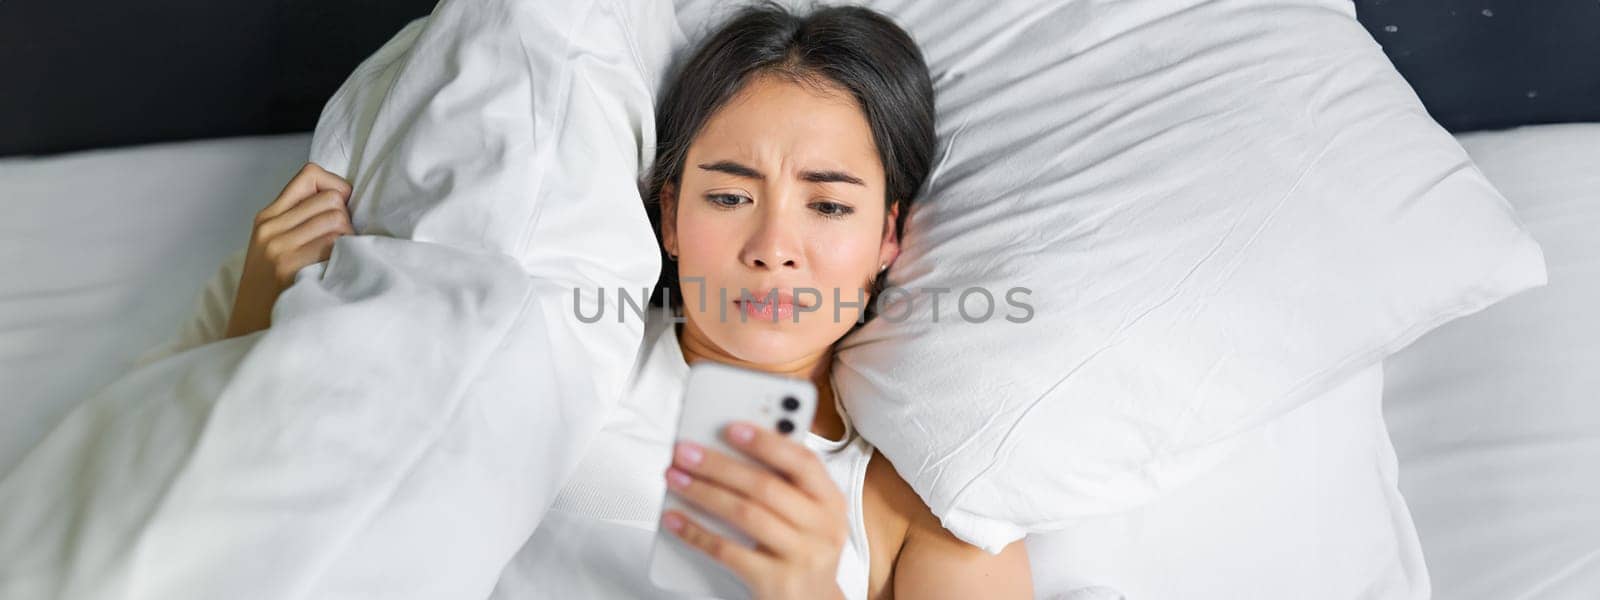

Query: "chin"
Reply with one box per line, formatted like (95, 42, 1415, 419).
(711, 320, 827, 366)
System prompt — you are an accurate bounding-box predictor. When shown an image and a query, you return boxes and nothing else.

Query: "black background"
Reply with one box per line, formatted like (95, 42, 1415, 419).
(0, 0, 437, 157)
(2, 0, 1596, 157)
(1353, 0, 1600, 133)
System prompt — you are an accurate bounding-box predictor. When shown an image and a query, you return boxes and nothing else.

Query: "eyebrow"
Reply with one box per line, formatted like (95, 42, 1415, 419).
(697, 160, 865, 186)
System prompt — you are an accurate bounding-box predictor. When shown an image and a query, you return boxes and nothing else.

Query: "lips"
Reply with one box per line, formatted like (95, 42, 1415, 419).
(732, 284, 819, 307)
(731, 288, 815, 309)
(731, 288, 814, 321)
(734, 297, 796, 321)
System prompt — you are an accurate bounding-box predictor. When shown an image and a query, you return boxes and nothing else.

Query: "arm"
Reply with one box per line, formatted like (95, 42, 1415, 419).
(224, 162, 354, 338)
(890, 495, 1033, 599)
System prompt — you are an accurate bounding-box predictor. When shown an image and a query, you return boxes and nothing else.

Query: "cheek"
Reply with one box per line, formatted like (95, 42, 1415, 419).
(675, 209, 736, 262)
(808, 226, 881, 292)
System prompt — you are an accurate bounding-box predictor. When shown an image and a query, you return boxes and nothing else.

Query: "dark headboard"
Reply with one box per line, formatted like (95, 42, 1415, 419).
(1353, 0, 1600, 133)
(2, 0, 1596, 157)
(0, 0, 437, 157)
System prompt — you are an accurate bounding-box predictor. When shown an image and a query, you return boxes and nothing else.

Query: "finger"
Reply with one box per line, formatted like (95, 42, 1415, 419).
(673, 441, 824, 531)
(662, 510, 770, 582)
(271, 232, 342, 287)
(724, 422, 845, 509)
(665, 466, 804, 556)
(269, 207, 354, 257)
(259, 163, 351, 223)
(307, 231, 342, 263)
(257, 190, 352, 243)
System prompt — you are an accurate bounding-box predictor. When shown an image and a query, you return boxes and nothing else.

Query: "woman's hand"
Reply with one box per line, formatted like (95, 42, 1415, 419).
(663, 421, 849, 600)
(224, 163, 354, 339)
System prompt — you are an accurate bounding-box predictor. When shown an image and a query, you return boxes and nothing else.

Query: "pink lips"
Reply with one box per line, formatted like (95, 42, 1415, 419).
(736, 289, 812, 321)
(734, 298, 797, 321)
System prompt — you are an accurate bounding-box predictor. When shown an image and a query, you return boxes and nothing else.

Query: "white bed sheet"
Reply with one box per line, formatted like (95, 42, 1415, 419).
(1381, 122, 1600, 599)
(0, 133, 313, 474)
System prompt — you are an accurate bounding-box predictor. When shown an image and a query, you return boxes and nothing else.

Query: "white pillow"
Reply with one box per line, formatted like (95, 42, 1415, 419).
(676, 0, 1547, 552)
(1029, 364, 1430, 599)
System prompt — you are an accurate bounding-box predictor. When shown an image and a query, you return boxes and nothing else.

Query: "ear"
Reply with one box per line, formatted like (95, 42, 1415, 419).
(878, 201, 902, 270)
(660, 182, 679, 257)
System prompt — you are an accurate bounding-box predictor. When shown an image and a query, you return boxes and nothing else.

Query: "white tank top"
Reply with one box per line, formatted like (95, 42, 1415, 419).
(488, 309, 876, 599)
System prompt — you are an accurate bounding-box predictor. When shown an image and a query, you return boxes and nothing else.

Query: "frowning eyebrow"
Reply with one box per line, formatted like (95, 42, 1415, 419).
(800, 169, 865, 186)
(696, 160, 865, 186)
(698, 161, 764, 180)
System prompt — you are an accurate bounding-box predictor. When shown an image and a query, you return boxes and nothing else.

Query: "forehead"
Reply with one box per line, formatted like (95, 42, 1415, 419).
(687, 73, 884, 181)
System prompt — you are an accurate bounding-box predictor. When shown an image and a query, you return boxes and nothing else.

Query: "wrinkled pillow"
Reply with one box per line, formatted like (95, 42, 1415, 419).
(677, 0, 1547, 552)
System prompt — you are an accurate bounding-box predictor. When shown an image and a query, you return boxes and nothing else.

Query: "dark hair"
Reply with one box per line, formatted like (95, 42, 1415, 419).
(642, 1, 936, 325)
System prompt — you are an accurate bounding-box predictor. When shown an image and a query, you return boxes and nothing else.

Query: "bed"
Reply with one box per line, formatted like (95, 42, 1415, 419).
(3, 121, 1594, 597)
(5, 0, 1597, 596)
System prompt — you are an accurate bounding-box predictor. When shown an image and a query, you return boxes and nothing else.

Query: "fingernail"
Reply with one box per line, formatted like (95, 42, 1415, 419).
(666, 467, 691, 489)
(675, 442, 703, 466)
(728, 423, 754, 444)
(662, 512, 684, 533)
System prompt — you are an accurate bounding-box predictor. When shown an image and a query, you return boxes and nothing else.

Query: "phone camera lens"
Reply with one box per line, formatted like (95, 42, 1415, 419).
(781, 396, 800, 411)
(776, 419, 795, 434)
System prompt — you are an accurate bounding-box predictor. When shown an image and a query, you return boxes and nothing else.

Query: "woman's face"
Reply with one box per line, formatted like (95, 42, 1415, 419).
(661, 73, 900, 368)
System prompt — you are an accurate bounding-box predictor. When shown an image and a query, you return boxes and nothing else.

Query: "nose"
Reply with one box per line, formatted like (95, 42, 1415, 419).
(740, 203, 803, 271)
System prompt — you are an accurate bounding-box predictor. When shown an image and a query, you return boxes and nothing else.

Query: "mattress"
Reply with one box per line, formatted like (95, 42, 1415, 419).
(1, 123, 1594, 596)
(1381, 122, 1600, 599)
(0, 133, 313, 472)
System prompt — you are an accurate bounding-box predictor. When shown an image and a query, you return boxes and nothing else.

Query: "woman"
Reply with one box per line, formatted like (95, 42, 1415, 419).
(226, 3, 1031, 598)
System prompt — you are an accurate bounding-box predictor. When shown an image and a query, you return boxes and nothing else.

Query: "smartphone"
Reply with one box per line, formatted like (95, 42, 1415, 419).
(648, 361, 818, 598)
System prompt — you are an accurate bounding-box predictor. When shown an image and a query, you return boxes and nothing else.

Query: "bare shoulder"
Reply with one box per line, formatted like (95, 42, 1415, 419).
(861, 449, 917, 599)
(861, 449, 1033, 599)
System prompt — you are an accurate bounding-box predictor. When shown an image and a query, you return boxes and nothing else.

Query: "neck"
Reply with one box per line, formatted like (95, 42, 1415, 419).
(675, 319, 847, 442)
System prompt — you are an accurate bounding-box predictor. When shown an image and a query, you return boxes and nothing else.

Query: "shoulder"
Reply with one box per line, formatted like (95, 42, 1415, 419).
(861, 449, 1034, 599)
(860, 448, 916, 599)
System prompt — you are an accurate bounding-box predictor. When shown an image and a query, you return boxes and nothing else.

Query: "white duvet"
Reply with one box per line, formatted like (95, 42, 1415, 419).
(0, 0, 671, 597)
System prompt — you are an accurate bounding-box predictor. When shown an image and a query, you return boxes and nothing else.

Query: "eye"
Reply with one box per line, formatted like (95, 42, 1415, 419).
(704, 193, 749, 209)
(811, 201, 855, 219)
